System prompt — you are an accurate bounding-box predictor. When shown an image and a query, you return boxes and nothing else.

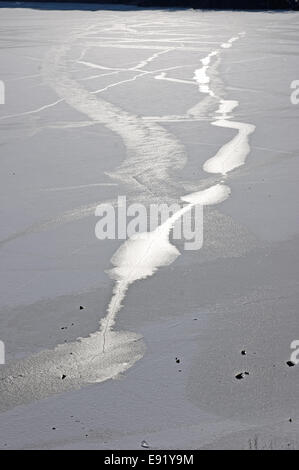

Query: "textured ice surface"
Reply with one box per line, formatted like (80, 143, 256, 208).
(0, 4, 299, 450)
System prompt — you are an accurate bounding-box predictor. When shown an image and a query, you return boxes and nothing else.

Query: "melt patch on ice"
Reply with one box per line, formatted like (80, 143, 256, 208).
(181, 184, 231, 205)
(203, 118, 256, 175)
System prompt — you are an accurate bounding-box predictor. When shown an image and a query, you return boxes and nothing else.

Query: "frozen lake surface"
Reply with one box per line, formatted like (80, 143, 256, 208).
(0, 3, 299, 449)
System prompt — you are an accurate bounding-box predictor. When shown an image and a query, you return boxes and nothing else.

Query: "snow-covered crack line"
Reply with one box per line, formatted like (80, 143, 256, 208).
(0, 28, 255, 412)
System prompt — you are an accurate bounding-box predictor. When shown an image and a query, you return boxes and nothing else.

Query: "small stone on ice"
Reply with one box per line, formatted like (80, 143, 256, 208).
(286, 361, 295, 367)
(235, 372, 249, 380)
